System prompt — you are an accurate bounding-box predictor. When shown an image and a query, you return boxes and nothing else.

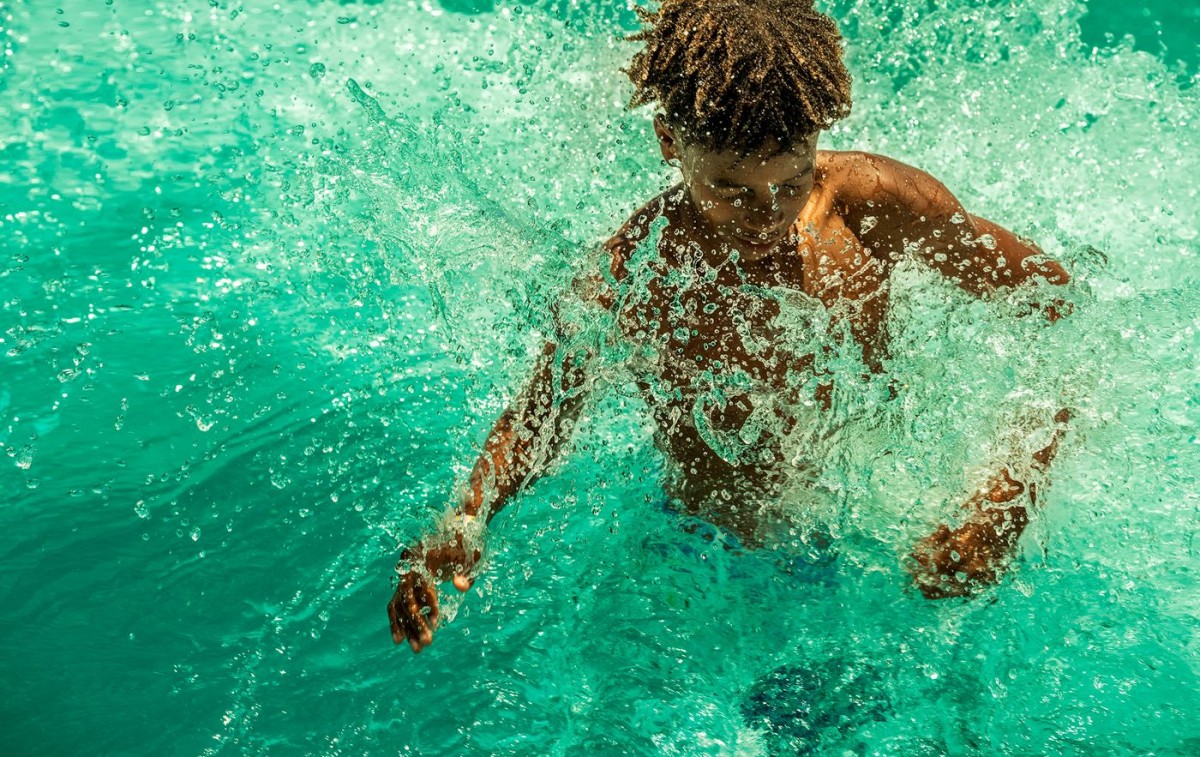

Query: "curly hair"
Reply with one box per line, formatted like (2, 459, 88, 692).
(626, 0, 853, 152)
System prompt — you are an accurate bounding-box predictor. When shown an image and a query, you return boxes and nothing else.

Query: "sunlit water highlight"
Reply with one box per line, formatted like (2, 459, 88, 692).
(1, 0, 1198, 753)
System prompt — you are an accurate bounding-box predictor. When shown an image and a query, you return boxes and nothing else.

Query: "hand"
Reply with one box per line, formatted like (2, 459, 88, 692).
(387, 530, 481, 653)
(912, 410, 1070, 599)
(1039, 298, 1073, 323)
(910, 470, 1030, 600)
(910, 514, 1022, 599)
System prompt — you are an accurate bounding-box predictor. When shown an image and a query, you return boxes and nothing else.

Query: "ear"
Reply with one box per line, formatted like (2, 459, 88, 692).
(653, 114, 680, 164)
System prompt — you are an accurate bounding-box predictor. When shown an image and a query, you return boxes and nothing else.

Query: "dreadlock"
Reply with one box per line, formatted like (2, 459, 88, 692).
(626, 0, 852, 153)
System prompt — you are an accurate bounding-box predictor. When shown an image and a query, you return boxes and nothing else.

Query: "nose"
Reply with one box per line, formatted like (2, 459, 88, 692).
(742, 200, 785, 234)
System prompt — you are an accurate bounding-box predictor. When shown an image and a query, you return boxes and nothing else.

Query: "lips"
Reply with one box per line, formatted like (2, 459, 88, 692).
(734, 231, 785, 249)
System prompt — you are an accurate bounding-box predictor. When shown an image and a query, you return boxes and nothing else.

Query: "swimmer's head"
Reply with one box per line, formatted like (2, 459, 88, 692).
(625, 0, 852, 154)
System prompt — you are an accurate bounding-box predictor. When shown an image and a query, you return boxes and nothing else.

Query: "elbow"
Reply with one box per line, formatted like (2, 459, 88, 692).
(1008, 256, 1069, 288)
(1038, 260, 1071, 286)
(1052, 267, 1071, 286)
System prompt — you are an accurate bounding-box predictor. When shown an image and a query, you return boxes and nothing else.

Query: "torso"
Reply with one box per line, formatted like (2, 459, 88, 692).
(602, 151, 894, 540)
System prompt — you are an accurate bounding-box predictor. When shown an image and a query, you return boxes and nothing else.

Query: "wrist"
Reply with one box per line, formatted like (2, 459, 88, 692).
(460, 478, 488, 520)
(439, 505, 485, 544)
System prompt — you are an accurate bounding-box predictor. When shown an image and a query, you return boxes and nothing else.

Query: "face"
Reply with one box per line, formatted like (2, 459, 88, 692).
(656, 117, 819, 263)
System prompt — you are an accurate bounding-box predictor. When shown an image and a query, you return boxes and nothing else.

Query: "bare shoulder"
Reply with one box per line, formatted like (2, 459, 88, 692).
(818, 150, 944, 206)
(818, 150, 965, 244)
(602, 188, 675, 281)
(568, 189, 673, 311)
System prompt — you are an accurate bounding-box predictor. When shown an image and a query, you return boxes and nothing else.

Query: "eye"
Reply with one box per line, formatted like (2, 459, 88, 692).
(778, 183, 808, 196)
(710, 184, 748, 199)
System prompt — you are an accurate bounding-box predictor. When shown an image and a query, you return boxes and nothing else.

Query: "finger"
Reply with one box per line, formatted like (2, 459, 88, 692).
(387, 590, 406, 645)
(394, 574, 431, 653)
(422, 581, 440, 630)
(403, 607, 426, 654)
(405, 576, 434, 649)
(454, 548, 482, 592)
(431, 541, 483, 584)
(388, 572, 427, 646)
(395, 574, 422, 649)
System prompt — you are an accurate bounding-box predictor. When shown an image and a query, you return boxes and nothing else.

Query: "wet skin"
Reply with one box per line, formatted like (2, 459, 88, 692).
(389, 126, 1072, 651)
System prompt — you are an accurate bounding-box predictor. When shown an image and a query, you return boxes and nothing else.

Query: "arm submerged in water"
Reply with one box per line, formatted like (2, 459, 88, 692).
(909, 409, 1071, 599)
(839, 152, 1073, 598)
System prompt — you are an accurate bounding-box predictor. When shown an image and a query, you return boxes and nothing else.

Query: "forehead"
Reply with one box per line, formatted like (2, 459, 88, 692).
(687, 136, 818, 181)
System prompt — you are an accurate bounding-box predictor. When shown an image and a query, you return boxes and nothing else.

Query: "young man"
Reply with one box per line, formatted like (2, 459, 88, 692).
(389, 0, 1071, 652)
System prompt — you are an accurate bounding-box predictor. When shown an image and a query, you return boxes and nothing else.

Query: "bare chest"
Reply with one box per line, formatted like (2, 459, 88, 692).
(617, 215, 888, 390)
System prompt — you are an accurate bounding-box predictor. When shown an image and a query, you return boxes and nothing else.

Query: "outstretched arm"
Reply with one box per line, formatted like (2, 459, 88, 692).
(461, 340, 594, 523)
(386, 216, 639, 653)
(388, 329, 597, 652)
(837, 153, 1073, 597)
(387, 200, 655, 651)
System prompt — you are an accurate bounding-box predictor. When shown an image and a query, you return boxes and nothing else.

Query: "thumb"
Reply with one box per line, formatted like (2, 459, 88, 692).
(451, 546, 482, 592)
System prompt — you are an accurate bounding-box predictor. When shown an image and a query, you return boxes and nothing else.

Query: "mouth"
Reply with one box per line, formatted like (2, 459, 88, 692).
(732, 231, 786, 251)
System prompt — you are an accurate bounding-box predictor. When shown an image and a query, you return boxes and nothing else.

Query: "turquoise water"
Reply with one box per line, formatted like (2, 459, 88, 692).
(2, 0, 1198, 753)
